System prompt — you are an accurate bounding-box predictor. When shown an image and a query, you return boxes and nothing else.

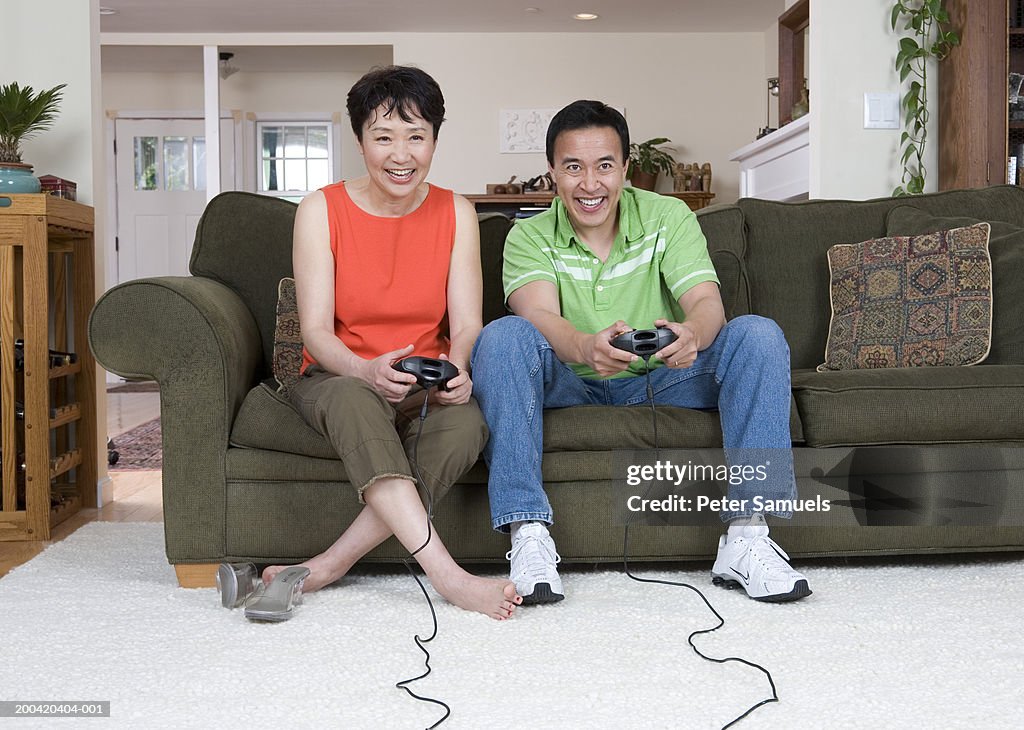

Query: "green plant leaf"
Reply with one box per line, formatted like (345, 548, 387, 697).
(0, 82, 67, 164)
(899, 37, 919, 53)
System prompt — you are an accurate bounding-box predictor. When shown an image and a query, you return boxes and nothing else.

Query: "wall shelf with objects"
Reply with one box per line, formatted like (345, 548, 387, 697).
(0, 194, 98, 541)
(464, 191, 715, 219)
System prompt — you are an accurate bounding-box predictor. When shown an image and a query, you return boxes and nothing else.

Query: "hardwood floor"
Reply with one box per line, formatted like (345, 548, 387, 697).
(0, 390, 163, 579)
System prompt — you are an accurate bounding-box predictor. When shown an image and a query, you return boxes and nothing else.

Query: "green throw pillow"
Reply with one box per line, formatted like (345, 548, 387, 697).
(819, 222, 992, 371)
(886, 205, 1024, 365)
(272, 277, 303, 392)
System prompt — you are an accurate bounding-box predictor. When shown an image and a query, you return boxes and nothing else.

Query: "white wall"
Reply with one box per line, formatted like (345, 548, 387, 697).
(7, 0, 109, 500)
(809, 0, 932, 199)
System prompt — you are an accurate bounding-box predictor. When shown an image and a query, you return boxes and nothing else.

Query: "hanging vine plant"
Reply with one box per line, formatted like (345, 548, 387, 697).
(890, 0, 959, 196)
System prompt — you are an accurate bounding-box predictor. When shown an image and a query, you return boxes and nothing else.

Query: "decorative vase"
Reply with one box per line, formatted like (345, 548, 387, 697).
(0, 162, 41, 193)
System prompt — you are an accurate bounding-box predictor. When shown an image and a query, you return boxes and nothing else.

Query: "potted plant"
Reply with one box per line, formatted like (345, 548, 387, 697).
(0, 82, 66, 193)
(628, 137, 676, 191)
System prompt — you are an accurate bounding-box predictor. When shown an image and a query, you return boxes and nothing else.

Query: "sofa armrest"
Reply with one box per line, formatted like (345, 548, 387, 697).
(88, 276, 263, 563)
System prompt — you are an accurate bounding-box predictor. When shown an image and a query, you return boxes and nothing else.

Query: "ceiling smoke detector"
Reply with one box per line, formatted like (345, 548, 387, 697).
(218, 52, 239, 80)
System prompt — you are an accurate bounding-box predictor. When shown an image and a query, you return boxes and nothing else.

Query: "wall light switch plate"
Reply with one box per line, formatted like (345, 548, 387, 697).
(864, 92, 900, 129)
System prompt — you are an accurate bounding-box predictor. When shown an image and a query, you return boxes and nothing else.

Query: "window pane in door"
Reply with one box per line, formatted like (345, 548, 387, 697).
(133, 136, 158, 190)
(193, 136, 206, 191)
(163, 136, 189, 191)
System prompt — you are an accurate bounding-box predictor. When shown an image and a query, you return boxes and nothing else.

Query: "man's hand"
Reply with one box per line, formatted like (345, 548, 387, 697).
(580, 320, 638, 377)
(358, 344, 417, 403)
(654, 319, 700, 368)
(434, 353, 473, 406)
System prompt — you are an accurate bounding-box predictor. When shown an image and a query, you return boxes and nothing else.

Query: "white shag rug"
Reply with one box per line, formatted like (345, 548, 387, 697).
(1, 522, 1022, 729)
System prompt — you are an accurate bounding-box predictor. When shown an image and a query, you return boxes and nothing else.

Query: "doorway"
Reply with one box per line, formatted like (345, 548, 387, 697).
(113, 117, 233, 284)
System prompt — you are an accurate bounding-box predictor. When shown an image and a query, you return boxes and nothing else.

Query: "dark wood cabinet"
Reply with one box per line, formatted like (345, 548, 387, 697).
(939, 0, 1010, 189)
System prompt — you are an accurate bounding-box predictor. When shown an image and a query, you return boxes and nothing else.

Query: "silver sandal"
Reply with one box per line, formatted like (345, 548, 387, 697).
(216, 562, 258, 609)
(243, 566, 311, 622)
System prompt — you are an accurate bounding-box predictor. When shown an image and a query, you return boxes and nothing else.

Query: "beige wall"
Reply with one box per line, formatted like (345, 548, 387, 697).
(102, 33, 767, 203)
(104, 65, 391, 182)
(11, 0, 103, 205)
(392, 33, 765, 203)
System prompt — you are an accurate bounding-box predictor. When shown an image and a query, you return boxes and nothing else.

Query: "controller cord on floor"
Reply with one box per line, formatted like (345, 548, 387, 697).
(621, 362, 778, 729)
(395, 388, 451, 729)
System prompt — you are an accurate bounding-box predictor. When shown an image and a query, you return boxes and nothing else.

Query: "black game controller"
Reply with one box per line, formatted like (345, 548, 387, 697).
(392, 356, 459, 391)
(610, 327, 678, 360)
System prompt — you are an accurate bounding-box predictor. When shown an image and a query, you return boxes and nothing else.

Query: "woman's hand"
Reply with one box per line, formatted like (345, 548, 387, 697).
(359, 344, 417, 403)
(434, 353, 473, 406)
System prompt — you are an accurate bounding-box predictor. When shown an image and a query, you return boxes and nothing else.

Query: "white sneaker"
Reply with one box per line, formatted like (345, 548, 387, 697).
(711, 520, 811, 602)
(506, 522, 564, 604)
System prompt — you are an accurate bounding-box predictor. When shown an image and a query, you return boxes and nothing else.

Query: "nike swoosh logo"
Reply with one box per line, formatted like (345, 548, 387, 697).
(730, 567, 750, 585)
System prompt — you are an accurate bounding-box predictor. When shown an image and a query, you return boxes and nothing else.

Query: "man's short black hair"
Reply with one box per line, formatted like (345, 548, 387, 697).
(347, 65, 446, 141)
(545, 100, 630, 166)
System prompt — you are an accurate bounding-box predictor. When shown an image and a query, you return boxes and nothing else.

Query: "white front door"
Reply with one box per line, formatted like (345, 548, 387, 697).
(114, 118, 233, 283)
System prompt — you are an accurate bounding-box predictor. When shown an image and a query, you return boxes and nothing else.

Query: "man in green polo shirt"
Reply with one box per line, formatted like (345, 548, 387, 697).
(471, 100, 810, 604)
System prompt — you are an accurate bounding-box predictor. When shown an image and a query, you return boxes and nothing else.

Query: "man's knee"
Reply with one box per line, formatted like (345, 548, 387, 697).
(473, 315, 542, 362)
(727, 315, 789, 359)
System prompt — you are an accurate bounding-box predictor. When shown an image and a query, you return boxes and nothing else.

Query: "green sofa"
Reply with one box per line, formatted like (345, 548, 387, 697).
(88, 186, 1024, 585)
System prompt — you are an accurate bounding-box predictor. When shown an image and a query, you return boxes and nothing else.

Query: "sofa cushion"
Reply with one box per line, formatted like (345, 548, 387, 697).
(191, 192, 298, 380)
(479, 213, 515, 326)
(230, 381, 731, 459)
(696, 205, 750, 319)
(886, 206, 1024, 365)
(819, 223, 993, 370)
(737, 185, 1024, 370)
(272, 277, 303, 392)
(231, 382, 338, 459)
(791, 366, 1024, 447)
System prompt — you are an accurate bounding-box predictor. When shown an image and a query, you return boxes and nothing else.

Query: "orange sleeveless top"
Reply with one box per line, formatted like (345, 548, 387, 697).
(301, 182, 455, 372)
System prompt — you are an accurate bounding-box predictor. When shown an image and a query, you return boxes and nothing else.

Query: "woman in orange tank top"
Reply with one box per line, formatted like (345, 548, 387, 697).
(263, 66, 520, 620)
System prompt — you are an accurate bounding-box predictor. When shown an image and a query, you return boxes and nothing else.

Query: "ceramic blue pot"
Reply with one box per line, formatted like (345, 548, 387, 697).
(0, 163, 41, 193)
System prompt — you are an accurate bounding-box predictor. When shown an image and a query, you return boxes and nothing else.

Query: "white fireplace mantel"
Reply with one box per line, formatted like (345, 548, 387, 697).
(729, 114, 811, 201)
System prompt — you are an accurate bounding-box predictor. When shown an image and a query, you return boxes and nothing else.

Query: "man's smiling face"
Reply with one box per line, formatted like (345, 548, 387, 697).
(549, 125, 629, 241)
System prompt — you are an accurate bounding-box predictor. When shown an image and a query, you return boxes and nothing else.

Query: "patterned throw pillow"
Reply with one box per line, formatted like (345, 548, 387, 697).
(818, 223, 992, 371)
(272, 277, 303, 392)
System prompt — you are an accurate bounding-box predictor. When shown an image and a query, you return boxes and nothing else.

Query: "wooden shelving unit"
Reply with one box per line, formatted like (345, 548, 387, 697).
(0, 193, 97, 540)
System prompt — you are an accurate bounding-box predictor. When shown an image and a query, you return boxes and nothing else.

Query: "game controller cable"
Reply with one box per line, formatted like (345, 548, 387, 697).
(613, 329, 779, 728)
(391, 357, 458, 728)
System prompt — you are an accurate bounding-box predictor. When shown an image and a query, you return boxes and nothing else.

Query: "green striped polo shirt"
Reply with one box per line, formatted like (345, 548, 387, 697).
(502, 187, 719, 379)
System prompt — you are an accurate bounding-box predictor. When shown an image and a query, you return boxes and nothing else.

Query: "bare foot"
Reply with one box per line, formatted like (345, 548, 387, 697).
(432, 570, 522, 620)
(262, 553, 349, 593)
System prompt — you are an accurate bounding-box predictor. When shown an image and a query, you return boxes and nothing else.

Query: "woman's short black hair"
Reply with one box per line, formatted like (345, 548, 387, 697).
(545, 100, 630, 166)
(346, 65, 446, 141)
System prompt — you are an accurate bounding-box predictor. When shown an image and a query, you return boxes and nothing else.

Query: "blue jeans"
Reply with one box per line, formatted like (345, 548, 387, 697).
(470, 315, 797, 531)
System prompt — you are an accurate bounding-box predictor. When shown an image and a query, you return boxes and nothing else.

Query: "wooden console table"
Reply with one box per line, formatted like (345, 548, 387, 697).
(465, 190, 715, 217)
(0, 194, 97, 540)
